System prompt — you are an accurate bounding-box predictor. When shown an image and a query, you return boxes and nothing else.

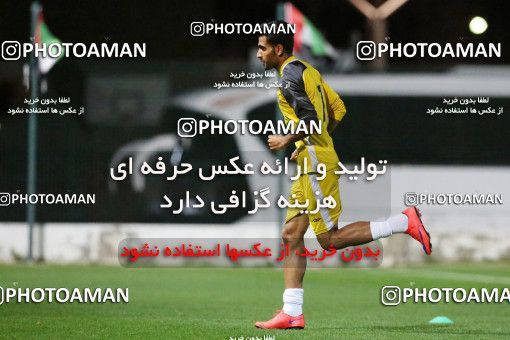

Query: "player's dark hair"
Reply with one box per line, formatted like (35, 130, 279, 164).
(260, 20, 294, 55)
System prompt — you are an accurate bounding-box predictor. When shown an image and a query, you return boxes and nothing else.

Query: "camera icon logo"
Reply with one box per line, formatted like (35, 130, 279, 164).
(0, 193, 10, 206)
(404, 192, 418, 206)
(1, 41, 21, 60)
(190, 22, 206, 36)
(356, 41, 376, 61)
(381, 286, 401, 306)
(178, 118, 197, 138)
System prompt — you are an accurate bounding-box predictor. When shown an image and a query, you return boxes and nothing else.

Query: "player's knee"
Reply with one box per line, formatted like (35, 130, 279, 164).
(317, 232, 333, 250)
(281, 228, 298, 245)
(281, 225, 304, 246)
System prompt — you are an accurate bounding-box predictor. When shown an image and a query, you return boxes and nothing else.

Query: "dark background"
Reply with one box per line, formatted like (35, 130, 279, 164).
(0, 0, 508, 63)
(0, 0, 509, 222)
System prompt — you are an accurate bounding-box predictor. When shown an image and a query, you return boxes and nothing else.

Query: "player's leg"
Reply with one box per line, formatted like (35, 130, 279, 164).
(309, 171, 432, 254)
(282, 213, 309, 289)
(316, 207, 432, 255)
(255, 178, 308, 330)
(316, 221, 372, 249)
(254, 214, 309, 329)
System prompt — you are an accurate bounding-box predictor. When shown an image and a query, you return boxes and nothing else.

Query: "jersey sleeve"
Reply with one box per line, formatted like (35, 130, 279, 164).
(323, 81, 347, 122)
(280, 64, 318, 124)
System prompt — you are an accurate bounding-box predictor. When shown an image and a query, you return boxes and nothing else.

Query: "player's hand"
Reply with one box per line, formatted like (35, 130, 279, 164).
(290, 148, 299, 161)
(267, 134, 290, 151)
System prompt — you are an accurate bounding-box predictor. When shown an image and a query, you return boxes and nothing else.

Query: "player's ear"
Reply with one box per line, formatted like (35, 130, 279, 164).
(275, 44, 284, 57)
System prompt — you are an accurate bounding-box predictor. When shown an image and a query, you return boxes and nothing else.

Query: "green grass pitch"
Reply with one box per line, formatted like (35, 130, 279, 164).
(1, 262, 509, 339)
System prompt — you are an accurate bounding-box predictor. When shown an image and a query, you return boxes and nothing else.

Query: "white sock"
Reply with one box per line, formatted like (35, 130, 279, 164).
(369, 214, 408, 240)
(282, 288, 303, 316)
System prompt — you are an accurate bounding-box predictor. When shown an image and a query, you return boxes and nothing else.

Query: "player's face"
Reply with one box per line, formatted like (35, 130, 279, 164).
(257, 36, 278, 70)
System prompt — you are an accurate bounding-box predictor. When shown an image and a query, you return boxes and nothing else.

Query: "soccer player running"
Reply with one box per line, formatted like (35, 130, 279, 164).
(254, 21, 432, 330)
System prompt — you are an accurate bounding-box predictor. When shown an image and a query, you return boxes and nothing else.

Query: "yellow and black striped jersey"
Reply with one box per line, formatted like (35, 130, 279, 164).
(277, 56, 347, 173)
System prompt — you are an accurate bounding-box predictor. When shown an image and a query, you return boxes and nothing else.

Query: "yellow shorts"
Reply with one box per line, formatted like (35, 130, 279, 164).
(285, 171, 342, 235)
